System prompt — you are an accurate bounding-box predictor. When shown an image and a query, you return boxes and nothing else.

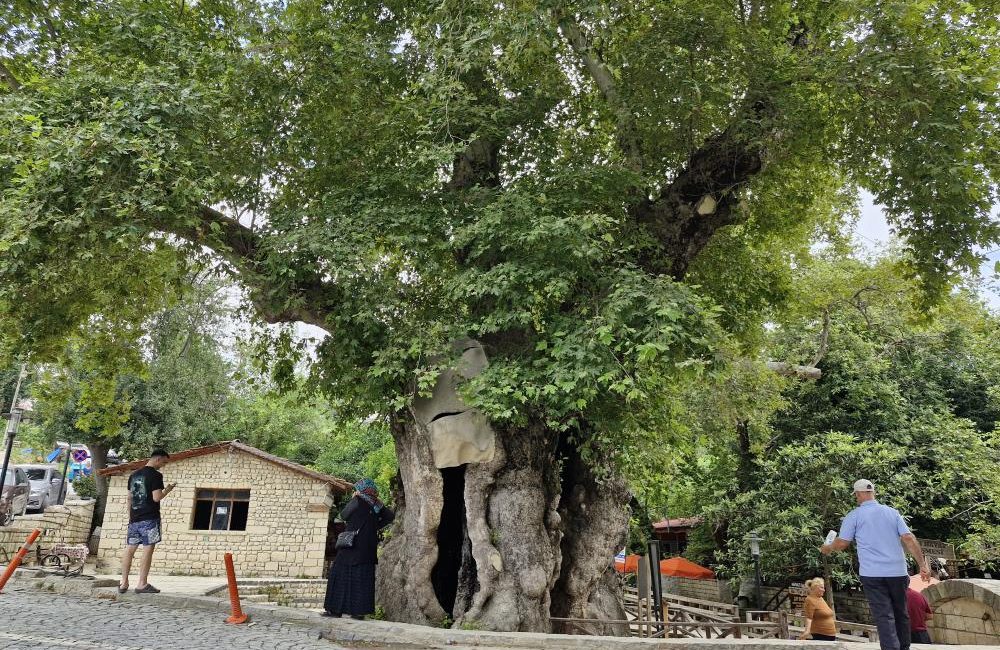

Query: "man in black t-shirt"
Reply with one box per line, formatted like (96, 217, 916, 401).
(119, 449, 175, 594)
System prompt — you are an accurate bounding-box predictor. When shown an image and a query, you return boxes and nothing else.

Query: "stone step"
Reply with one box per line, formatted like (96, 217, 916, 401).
(242, 594, 271, 603)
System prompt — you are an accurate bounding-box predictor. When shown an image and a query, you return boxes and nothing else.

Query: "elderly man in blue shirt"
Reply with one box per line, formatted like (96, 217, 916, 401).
(822, 479, 931, 650)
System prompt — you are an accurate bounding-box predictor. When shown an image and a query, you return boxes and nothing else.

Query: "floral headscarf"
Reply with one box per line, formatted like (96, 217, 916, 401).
(354, 478, 383, 513)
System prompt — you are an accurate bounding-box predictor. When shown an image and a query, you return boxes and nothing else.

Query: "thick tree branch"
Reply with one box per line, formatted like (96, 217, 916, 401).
(558, 13, 643, 170)
(634, 111, 769, 278)
(442, 66, 503, 193)
(446, 138, 500, 192)
(634, 21, 812, 278)
(0, 61, 22, 91)
(810, 308, 831, 367)
(153, 205, 334, 328)
(766, 361, 822, 380)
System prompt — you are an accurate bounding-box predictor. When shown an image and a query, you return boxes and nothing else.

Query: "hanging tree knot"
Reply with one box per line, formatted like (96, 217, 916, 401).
(695, 194, 718, 216)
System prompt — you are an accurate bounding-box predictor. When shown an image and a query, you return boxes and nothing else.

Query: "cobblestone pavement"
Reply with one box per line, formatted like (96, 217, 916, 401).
(0, 587, 397, 650)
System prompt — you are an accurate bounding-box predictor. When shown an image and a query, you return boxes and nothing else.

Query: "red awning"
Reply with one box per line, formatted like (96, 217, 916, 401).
(614, 554, 715, 579)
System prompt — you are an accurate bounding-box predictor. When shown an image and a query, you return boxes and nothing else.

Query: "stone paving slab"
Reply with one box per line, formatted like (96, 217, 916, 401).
(3, 569, 975, 650)
(93, 573, 229, 597)
(0, 586, 353, 650)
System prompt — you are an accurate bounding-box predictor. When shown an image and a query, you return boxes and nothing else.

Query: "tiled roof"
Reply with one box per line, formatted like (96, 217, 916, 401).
(98, 440, 353, 493)
(652, 517, 702, 530)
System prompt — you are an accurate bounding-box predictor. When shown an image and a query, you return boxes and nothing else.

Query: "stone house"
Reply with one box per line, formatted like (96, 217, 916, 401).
(651, 517, 701, 555)
(97, 440, 352, 578)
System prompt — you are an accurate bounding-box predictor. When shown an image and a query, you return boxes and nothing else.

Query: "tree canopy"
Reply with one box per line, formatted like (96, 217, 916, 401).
(2, 0, 998, 434)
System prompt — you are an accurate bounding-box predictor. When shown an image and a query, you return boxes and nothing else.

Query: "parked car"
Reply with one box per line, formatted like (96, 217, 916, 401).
(18, 464, 64, 512)
(1, 467, 30, 526)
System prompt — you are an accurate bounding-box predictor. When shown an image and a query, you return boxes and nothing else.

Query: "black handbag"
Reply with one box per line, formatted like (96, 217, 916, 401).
(335, 510, 370, 550)
(335, 528, 359, 550)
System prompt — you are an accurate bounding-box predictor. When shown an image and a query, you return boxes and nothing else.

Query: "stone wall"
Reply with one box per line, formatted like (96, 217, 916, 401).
(757, 584, 872, 624)
(0, 500, 95, 560)
(924, 579, 1000, 645)
(661, 576, 732, 603)
(97, 451, 334, 578)
(208, 578, 327, 609)
(830, 592, 872, 625)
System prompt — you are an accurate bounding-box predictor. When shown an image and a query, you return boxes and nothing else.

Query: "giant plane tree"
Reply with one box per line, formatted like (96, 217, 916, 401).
(1, 0, 998, 632)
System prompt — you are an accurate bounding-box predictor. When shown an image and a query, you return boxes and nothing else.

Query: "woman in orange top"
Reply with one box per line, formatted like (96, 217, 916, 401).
(800, 577, 838, 641)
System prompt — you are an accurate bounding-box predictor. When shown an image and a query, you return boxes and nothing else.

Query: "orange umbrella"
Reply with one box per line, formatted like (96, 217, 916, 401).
(614, 553, 641, 573)
(659, 556, 715, 579)
(614, 553, 715, 579)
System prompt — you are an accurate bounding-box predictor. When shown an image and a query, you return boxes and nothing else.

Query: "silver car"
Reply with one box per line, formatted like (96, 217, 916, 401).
(18, 464, 64, 512)
(1, 467, 29, 525)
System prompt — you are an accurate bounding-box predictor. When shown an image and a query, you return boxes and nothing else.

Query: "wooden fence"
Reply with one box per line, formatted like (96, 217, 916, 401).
(787, 614, 881, 643)
(552, 581, 883, 641)
(552, 585, 789, 639)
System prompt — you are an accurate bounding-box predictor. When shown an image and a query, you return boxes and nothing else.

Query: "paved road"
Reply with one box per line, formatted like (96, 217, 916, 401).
(0, 587, 386, 650)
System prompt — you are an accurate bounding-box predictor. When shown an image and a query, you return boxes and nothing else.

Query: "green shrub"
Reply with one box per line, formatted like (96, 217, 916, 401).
(73, 475, 98, 499)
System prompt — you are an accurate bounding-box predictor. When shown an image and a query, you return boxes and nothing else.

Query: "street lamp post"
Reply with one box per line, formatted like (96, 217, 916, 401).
(749, 530, 763, 610)
(0, 364, 28, 493)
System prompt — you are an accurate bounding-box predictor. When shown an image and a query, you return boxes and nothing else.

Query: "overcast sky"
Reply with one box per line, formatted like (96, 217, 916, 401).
(856, 191, 1000, 310)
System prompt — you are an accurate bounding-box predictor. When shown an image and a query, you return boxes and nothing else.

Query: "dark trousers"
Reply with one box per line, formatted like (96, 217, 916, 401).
(861, 576, 911, 650)
(912, 630, 932, 644)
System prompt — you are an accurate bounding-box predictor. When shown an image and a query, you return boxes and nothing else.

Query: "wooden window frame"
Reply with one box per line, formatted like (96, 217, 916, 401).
(192, 488, 251, 531)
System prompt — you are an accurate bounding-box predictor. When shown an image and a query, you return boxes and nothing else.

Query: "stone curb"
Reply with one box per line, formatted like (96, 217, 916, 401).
(5, 570, 966, 650)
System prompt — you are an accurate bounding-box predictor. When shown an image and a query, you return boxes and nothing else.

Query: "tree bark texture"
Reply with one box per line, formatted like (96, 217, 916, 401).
(376, 412, 629, 632)
(89, 439, 110, 532)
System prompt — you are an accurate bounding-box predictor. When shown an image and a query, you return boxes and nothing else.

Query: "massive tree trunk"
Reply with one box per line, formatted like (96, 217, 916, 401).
(376, 411, 629, 632)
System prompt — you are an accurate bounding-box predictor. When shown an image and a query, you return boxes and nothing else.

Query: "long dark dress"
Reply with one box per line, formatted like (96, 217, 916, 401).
(324, 495, 394, 616)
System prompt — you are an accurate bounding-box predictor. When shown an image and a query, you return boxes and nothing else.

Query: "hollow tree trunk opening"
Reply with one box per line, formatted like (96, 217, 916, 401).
(432, 464, 474, 616)
(550, 429, 631, 632)
(377, 413, 628, 632)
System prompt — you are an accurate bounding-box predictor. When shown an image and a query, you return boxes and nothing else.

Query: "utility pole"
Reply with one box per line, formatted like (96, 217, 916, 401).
(0, 363, 28, 492)
(58, 441, 73, 504)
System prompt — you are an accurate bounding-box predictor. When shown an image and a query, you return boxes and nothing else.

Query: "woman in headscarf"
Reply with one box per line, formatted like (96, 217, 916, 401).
(323, 478, 395, 619)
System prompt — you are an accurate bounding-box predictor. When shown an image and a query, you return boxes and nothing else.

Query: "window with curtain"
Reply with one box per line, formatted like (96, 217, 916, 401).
(192, 488, 250, 531)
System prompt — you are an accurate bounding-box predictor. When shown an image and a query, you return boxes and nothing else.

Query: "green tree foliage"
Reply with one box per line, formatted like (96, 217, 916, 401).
(1, 0, 997, 444)
(31, 279, 233, 455)
(312, 419, 397, 500)
(29, 277, 397, 505)
(676, 256, 1000, 579)
(218, 387, 398, 500)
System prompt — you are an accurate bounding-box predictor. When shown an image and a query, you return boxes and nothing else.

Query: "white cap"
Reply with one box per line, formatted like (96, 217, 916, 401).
(853, 479, 875, 493)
